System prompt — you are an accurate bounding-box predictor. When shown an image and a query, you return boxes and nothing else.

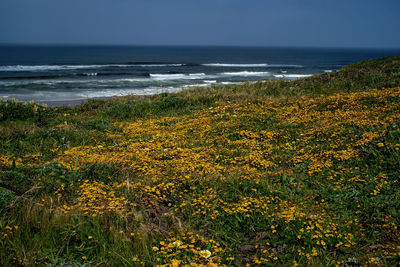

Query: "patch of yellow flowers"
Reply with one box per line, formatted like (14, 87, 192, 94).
(4, 87, 400, 265)
(58, 180, 134, 216)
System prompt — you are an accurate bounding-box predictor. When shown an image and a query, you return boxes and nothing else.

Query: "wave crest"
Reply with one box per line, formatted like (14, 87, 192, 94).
(150, 73, 206, 80)
(221, 71, 270, 76)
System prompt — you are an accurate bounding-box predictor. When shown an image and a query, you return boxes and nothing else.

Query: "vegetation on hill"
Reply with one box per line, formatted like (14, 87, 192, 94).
(0, 57, 399, 266)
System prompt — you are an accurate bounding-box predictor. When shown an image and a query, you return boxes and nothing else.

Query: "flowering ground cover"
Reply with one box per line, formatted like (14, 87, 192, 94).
(0, 57, 400, 266)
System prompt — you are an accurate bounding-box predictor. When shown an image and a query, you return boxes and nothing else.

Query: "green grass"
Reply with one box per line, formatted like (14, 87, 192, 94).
(0, 56, 400, 266)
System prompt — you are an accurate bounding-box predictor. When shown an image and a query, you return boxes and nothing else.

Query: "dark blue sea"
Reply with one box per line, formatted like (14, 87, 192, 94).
(0, 45, 399, 103)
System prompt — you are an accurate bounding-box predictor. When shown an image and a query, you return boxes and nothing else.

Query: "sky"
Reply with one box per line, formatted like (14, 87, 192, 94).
(0, 0, 399, 48)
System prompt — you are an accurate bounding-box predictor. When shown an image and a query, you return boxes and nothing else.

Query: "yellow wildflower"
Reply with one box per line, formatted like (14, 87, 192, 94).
(199, 250, 212, 259)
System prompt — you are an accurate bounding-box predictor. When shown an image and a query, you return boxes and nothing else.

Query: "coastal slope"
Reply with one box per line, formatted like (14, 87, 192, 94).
(0, 57, 400, 266)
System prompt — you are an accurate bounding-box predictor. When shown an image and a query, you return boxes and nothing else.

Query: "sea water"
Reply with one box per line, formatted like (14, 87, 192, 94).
(0, 45, 399, 103)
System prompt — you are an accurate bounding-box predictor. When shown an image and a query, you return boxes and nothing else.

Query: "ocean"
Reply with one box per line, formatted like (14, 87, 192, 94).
(0, 45, 399, 103)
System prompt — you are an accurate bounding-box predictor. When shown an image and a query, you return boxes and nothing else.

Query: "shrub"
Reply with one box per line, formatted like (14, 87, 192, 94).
(0, 187, 15, 211)
(106, 96, 190, 120)
(152, 96, 189, 112)
(80, 119, 121, 132)
(36, 162, 72, 193)
(0, 101, 47, 122)
(105, 101, 147, 119)
(0, 171, 32, 195)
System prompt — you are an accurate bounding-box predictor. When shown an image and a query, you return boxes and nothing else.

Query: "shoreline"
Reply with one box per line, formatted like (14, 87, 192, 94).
(1, 79, 282, 108)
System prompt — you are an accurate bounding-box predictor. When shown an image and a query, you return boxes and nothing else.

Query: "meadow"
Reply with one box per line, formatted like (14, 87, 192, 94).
(0, 56, 399, 266)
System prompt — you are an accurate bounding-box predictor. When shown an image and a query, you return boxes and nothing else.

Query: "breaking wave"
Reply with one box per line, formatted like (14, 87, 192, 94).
(150, 73, 206, 80)
(221, 71, 270, 76)
(0, 63, 184, 72)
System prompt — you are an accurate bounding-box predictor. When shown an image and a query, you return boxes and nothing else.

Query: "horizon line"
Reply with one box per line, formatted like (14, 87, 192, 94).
(1, 43, 400, 50)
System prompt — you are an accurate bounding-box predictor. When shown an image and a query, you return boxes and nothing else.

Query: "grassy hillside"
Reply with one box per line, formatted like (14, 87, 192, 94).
(0, 56, 399, 266)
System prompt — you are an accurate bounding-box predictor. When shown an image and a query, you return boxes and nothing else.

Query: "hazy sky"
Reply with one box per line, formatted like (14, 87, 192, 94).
(1, 0, 399, 48)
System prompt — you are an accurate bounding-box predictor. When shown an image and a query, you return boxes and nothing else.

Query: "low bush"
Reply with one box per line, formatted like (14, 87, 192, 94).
(0, 171, 32, 195)
(0, 101, 48, 122)
(106, 96, 190, 120)
(0, 187, 15, 211)
(79, 119, 121, 132)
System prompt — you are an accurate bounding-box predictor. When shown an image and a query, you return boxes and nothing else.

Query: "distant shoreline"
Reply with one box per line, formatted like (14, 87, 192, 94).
(1, 46, 399, 106)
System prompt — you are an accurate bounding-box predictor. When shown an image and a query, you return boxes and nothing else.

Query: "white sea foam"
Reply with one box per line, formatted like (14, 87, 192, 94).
(203, 63, 303, 68)
(77, 87, 182, 98)
(273, 74, 312, 79)
(2, 86, 185, 102)
(184, 84, 211, 88)
(0, 63, 183, 72)
(204, 80, 217, 83)
(77, 89, 140, 98)
(0, 74, 215, 86)
(222, 71, 270, 77)
(0, 77, 153, 86)
(150, 73, 206, 80)
(220, 82, 240, 85)
(324, 70, 333, 73)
